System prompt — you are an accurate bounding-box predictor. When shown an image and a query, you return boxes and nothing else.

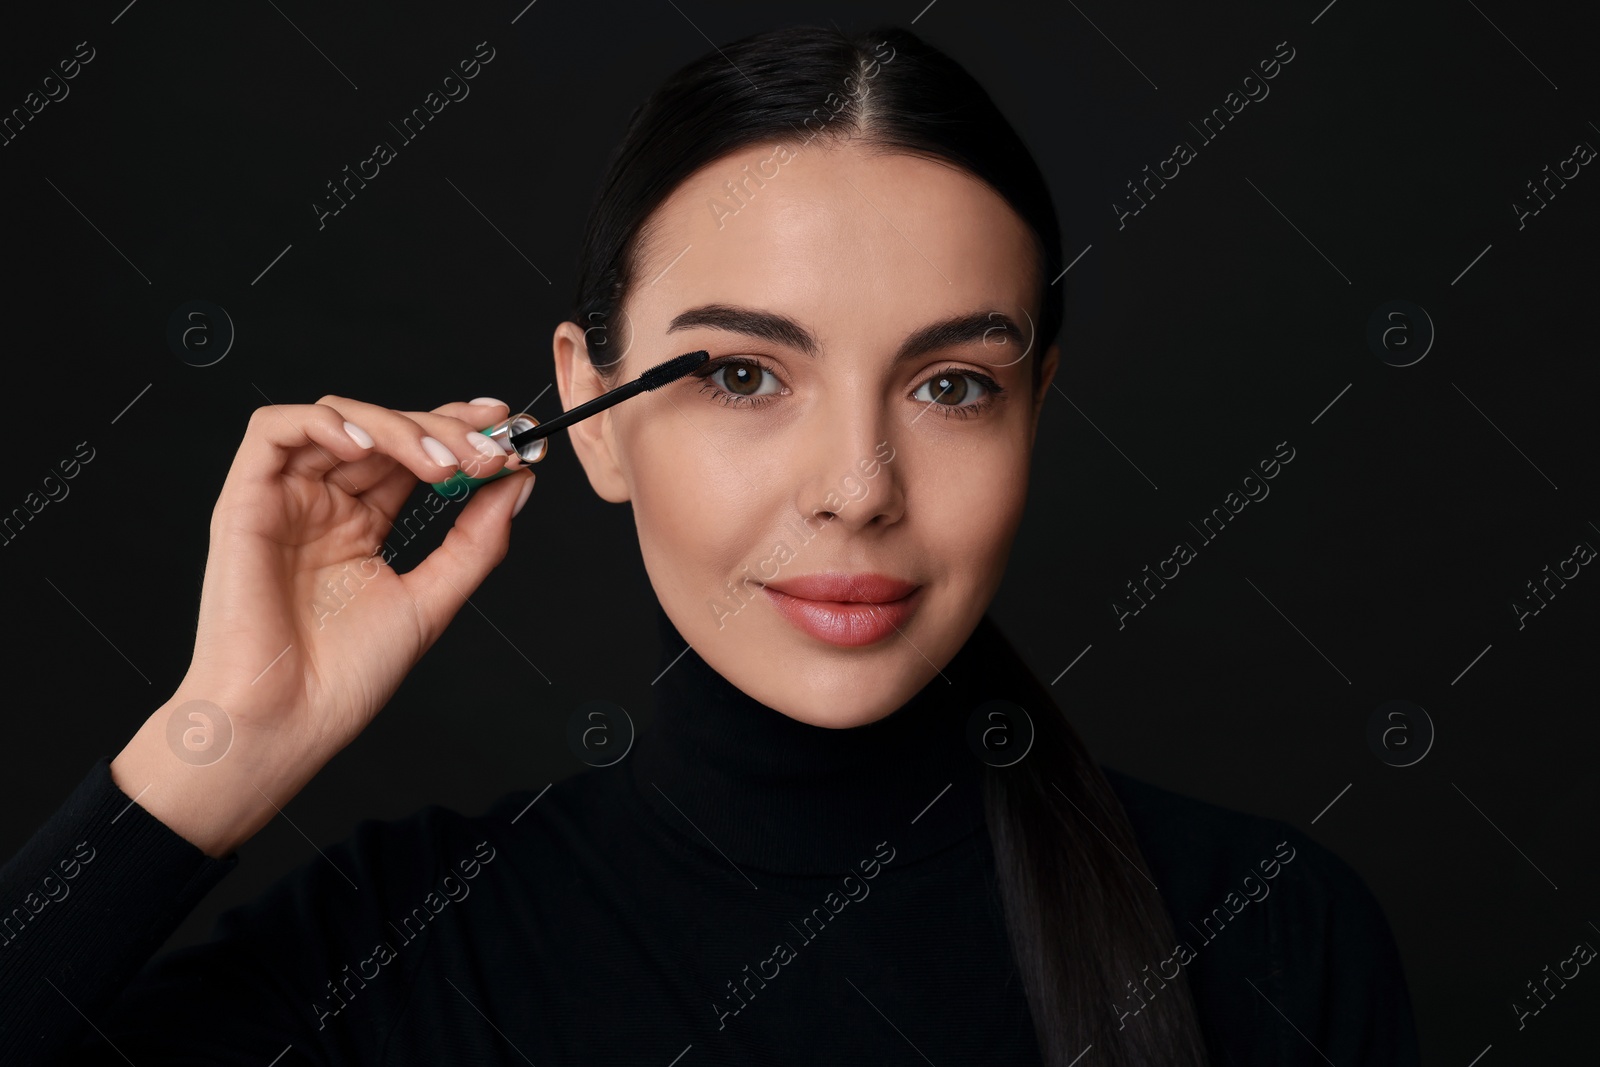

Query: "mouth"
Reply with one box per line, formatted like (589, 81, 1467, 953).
(760, 572, 922, 648)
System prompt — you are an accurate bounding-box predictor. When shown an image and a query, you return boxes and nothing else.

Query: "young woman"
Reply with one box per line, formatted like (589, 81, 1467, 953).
(0, 23, 1419, 1066)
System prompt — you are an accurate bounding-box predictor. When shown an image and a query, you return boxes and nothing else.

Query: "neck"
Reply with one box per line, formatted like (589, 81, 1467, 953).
(628, 606, 1038, 875)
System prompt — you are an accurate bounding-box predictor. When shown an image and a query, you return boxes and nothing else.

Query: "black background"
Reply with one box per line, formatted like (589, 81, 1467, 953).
(2, 0, 1596, 1062)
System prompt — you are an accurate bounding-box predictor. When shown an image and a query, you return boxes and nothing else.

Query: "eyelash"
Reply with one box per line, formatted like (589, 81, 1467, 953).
(691, 357, 1005, 419)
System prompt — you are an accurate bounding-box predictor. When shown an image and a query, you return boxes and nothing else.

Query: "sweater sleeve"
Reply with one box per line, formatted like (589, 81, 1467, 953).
(2, 757, 463, 1067)
(0, 756, 238, 1064)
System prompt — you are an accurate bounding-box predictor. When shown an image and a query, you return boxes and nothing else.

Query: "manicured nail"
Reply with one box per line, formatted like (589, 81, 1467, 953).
(467, 433, 502, 460)
(343, 421, 374, 448)
(513, 473, 535, 517)
(469, 396, 507, 408)
(420, 436, 457, 469)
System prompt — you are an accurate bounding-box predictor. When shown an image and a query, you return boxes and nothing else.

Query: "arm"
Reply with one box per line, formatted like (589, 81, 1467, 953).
(5, 392, 536, 1064)
(4, 755, 459, 1066)
(0, 756, 236, 1063)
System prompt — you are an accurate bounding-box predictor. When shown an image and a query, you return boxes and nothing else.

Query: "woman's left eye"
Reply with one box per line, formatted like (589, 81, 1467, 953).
(911, 370, 991, 409)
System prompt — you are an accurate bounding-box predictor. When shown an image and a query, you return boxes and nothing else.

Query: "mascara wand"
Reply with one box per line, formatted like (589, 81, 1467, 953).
(430, 350, 710, 498)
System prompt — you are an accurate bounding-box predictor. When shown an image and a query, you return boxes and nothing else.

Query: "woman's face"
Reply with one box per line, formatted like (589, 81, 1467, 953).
(553, 140, 1058, 728)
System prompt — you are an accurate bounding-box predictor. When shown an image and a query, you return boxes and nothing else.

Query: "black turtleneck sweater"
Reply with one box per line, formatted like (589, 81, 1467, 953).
(1, 609, 1420, 1065)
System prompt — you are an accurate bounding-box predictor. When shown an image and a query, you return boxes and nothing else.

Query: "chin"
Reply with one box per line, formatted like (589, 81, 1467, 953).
(768, 692, 905, 730)
(748, 657, 937, 728)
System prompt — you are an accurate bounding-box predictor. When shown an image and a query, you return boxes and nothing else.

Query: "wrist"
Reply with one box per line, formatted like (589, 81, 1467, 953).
(111, 692, 318, 859)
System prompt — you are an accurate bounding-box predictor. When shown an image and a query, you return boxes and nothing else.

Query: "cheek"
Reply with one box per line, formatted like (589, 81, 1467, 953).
(913, 439, 1028, 567)
(625, 419, 770, 579)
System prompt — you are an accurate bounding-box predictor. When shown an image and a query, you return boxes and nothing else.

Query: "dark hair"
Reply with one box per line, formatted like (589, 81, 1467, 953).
(570, 23, 1210, 1067)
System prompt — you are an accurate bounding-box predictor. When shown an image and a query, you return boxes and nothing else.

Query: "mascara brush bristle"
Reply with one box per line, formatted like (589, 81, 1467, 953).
(640, 350, 710, 390)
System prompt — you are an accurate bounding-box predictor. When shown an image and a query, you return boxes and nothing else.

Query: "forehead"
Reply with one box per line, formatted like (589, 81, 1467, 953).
(628, 141, 1039, 347)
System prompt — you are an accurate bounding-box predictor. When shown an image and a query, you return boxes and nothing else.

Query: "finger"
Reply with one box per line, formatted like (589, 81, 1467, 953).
(355, 400, 515, 518)
(273, 396, 493, 485)
(431, 398, 510, 424)
(399, 408, 522, 482)
(428, 398, 519, 475)
(401, 469, 536, 648)
(230, 402, 389, 493)
(350, 399, 518, 495)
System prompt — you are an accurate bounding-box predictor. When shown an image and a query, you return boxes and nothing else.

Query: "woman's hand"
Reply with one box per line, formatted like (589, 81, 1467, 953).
(111, 396, 536, 857)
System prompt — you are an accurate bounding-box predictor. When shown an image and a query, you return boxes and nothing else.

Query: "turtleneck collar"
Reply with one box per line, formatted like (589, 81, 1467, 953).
(628, 605, 1042, 877)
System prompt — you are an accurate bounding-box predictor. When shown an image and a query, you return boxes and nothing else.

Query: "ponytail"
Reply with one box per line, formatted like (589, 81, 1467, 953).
(983, 653, 1210, 1065)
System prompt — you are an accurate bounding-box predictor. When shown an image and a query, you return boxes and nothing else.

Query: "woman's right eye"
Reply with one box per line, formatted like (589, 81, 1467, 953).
(696, 359, 785, 406)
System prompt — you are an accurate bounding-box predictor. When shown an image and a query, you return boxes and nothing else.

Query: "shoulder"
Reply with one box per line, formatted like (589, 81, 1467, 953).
(199, 773, 615, 985)
(207, 796, 504, 950)
(1097, 762, 1396, 950)
(211, 768, 622, 937)
(287, 765, 625, 876)
(294, 767, 626, 902)
(1099, 762, 1367, 909)
(1099, 764, 1420, 1064)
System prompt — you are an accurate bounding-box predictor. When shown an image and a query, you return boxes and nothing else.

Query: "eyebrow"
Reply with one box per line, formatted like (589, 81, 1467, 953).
(664, 303, 1026, 366)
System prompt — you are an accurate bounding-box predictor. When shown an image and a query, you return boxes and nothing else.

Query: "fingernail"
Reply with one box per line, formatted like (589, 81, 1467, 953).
(467, 433, 502, 460)
(420, 436, 457, 469)
(512, 473, 536, 517)
(469, 397, 507, 408)
(343, 421, 374, 448)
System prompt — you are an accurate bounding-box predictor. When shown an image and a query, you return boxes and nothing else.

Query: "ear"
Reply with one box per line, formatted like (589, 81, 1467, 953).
(552, 320, 631, 503)
(1029, 341, 1059, 445)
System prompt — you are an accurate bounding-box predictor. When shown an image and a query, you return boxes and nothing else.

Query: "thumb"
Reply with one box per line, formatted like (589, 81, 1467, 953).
(401, 469, 534, 642)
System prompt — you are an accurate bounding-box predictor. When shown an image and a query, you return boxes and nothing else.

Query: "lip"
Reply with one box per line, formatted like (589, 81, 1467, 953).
(761, 572, 922, 647)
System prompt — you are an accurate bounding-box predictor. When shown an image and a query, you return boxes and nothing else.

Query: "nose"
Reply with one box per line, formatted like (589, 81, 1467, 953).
(792, 395, 904, 533)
